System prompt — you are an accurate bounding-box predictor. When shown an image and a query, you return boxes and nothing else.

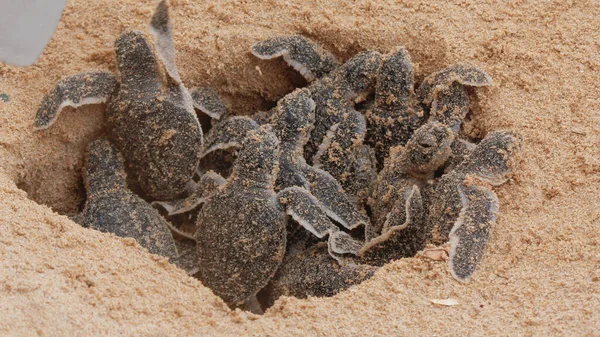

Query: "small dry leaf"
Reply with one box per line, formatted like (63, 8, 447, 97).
(419, 245, 449, 261)
(430, 298, 460, 306)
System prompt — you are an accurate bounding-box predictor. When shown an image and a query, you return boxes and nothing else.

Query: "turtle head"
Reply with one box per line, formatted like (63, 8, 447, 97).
(340, 50, 382, 96)
(403, 122, 455, 176)
(83, 139, 127, 194)
(274, 88, 316, 146)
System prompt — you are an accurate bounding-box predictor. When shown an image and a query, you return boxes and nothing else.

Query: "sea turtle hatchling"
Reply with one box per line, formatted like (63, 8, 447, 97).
(34, 1, 210, 201)
(159, 125, 362, 306)
(259, 244, 377, 308)
(425, 131, 519, 280)
(72, 138, 178, 261)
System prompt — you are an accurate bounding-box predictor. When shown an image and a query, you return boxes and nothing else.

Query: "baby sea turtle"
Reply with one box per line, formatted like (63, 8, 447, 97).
(425, 131, 519, 280)
(363, 47, 427, 169)
(161, 125, 361, 306)
(251, 35, 382, 164)
(34, 1, 207, 201)
(333, 122, 455, 268)
(72, 139, 178, 260)
(259, 244, 377, 308)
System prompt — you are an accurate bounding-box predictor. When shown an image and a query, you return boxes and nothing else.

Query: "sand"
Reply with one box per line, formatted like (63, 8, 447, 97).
(1, 0, 599, 335)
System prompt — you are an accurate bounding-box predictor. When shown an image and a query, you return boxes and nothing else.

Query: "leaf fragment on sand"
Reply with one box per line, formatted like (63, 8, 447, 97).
(430, 298, 460, 306)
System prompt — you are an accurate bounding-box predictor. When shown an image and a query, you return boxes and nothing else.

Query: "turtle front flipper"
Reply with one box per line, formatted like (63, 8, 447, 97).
(417, 64, 492, 131)
(152, 170, 226, 216)
(251, 35, 340, 82)
(461, 131, 520, 185)
(278, 186, 340, 239)
(149, 0, 181, 84)
(417, 63, 493, 105)
(34, 71, 117, 130)
(190, 87, 229, 120)
(303, 167, 370, 230)
(448, 184, 499, 281)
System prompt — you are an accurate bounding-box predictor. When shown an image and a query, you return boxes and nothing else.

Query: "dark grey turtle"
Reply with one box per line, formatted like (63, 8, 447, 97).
(349, 122, 455, 267)
(259, 244, 377, 308)
(34, 0, 209, 201)
(158, 125, 360, 306)
(251, 36, 382, 165)
(363, 47, 427, 170)
(72, 138, 178, 261)
(425, 131, 519, 280)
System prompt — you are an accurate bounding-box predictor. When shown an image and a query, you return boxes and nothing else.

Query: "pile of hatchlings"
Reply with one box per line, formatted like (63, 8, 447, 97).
(35, 1, 519, 312)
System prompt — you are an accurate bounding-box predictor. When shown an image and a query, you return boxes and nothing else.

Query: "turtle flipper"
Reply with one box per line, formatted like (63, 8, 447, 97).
(190, 87, 229, 120)
(462, 131, 520, 185)
(34, 71, 117, 130)
(149, 0, 181, 84)
(278, 186, 339, 239)
(202, 116, 259, 156)
(417, 64, 492, 131)
(152, 171, 226, 215)
(303, 167, 370, 230)
(448, 184, 499, 281)
(251, 35, 339, 81)
(417, 63, 493, 105)
(374, 47, 415, 107)
(115, 30, 163, 92)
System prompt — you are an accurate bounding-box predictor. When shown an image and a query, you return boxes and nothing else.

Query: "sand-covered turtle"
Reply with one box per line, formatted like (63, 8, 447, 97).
(158, 125, 362, 306)
(34, 1, 210, 201)
(425, 131, 519, 280)
(251, 36, 382, 165)
(259, 244, 377, 308)
(72, 139, 178, 260)
(363, 47, 427, 169)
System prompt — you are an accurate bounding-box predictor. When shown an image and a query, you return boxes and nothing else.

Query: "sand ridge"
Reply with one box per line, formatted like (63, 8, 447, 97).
(0, 0, 599, 335)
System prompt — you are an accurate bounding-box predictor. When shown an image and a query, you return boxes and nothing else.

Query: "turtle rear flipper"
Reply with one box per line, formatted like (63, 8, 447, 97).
(448, 184, 499, 281)
(34, 71, 117, 130)
(251, 35, 339, 82)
